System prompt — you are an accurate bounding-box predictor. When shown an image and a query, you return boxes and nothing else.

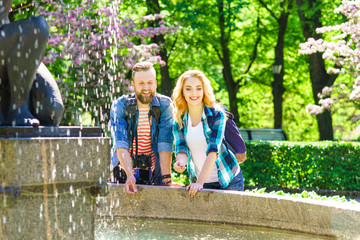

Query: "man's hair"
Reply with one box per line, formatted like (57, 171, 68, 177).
(131, 61, 155, 80)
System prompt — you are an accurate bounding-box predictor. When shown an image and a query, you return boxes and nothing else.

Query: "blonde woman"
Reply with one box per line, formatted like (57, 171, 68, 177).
(172, 70, 244, 196)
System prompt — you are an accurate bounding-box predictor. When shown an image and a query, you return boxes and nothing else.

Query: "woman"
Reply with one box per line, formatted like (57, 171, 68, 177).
(172, 70, 244, 196)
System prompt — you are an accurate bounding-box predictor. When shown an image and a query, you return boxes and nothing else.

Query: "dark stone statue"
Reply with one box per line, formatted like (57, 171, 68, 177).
(0, 0, 64, 126)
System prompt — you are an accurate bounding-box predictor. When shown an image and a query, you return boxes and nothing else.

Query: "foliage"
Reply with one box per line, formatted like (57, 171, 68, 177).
(243, 140, 360, 191)
(246, 188, 359, 204)
(172, 140, 360, 191)
(34, 0, 176, 126)
(10, 0, 358, 141)
(300, 0, 360, 124)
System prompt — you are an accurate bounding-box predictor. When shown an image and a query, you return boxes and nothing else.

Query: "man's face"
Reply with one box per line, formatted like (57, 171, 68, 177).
(132, 69, 157, 105)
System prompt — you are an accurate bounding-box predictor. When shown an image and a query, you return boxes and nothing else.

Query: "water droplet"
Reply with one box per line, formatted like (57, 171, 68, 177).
(52, 167, 56, 180)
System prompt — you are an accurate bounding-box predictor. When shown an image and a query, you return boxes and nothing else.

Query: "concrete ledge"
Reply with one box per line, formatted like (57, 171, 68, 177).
(0, 137, 111, 187)
(97, 184, 360, 240)
(0, 126, 103, 138)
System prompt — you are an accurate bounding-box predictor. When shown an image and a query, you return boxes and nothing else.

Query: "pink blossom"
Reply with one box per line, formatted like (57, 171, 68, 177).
(306, 104, 324, 115)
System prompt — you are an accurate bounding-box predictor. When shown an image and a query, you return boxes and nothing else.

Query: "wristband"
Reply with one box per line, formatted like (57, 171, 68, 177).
(161, 174, 171, 180)
(162, 180, 171, 185)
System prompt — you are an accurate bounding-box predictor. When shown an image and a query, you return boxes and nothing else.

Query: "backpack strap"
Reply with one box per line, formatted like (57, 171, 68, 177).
(151, 95, 161, 126)
(124, 94, 137, 124)
(124, 94, 137, 155)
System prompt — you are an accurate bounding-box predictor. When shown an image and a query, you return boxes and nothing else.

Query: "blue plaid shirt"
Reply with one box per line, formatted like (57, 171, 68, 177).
(173, 106, 240, 188)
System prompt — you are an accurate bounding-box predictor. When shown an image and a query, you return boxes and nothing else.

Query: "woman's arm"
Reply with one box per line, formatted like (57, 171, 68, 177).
(186, 151, 217, 196)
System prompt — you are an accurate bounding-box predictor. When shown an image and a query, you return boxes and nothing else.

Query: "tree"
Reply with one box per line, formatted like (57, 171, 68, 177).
(34, 0, 176, 126)
(296, 0, 338, 140)
(300, 0, 360, 138)
(145, 0, 175, 96)
(175, 0, 261, 125)
(257, 0, 294, 129)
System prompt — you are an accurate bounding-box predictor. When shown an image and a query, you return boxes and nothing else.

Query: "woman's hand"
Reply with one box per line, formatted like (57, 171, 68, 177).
(173, 153, 187, 173)
(235, 153, 247, 163)
(186, 182, 203, 196)
(173, 161, 186, 173)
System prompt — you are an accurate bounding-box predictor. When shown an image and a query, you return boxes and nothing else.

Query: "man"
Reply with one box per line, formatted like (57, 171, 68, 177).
(110, 61, 173, 193)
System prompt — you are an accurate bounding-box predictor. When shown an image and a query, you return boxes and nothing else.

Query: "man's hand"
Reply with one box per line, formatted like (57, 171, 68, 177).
(236, 153, 247, 163)
(124, 175, 138, 194)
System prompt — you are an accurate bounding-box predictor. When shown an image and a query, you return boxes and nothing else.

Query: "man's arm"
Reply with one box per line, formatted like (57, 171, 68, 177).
(159, 151, 172, 185)
(157, 97, 174, 184)
(116, 148, 137, 194)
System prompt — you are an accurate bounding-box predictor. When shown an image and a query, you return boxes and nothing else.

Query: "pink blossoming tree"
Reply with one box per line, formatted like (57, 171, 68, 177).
(35, 0, 176, 126)
(299, 0, 360, 125)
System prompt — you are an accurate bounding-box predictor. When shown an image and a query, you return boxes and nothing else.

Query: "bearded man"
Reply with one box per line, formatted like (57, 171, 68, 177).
(110, 61, 174, 193)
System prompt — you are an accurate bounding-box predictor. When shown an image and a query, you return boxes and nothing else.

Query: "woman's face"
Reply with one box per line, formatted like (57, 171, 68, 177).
(183, 77, 204, 107)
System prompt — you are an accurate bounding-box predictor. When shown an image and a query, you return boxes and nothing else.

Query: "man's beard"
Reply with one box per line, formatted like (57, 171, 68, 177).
(135, 89, 155, 104)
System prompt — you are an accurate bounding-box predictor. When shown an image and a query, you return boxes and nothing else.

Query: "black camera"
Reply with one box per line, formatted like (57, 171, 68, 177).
(132, 154, 152, 170)
(132, 154, 152, 184)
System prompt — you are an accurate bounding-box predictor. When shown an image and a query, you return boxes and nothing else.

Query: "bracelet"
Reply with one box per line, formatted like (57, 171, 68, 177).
(162, 180, 171, 185)
(161, 174, 171, 180)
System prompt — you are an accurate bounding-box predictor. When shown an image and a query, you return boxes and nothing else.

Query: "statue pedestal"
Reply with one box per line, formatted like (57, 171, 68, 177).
(0, 126, 110, 187)
(0, 127, 110, 239)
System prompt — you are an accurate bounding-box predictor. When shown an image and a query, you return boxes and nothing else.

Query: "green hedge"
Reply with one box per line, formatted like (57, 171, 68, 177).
(242, 141, 360, 191)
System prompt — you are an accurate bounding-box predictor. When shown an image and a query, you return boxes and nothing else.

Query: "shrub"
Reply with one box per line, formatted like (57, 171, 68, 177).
(243, 141, 360, 191)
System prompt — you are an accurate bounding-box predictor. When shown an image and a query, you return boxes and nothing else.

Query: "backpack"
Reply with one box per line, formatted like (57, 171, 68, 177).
(207, 108, 246, 154)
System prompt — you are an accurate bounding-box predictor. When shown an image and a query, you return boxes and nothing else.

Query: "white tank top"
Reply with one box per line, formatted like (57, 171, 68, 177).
(186, 116, 219, 183)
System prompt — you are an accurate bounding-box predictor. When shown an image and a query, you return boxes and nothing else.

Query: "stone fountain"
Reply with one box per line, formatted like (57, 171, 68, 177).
(1, 1, 359, 239)
(0, 2, 109, 239)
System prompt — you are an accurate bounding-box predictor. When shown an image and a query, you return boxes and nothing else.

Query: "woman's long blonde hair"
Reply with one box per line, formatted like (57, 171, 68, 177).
(172, 70, 217, 129)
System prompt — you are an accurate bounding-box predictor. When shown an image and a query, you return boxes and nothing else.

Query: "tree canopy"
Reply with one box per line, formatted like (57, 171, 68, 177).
(10, 0, 359, 141)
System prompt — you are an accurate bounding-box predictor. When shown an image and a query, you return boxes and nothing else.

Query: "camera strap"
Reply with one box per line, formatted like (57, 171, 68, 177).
(129, 122, 138, 158)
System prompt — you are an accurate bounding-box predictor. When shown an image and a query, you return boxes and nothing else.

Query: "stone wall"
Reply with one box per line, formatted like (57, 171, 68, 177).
(97, 184, 360, 240)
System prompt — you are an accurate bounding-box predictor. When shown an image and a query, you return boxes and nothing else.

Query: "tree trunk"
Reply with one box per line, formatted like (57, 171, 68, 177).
(272, 9, 289, 129)
(152, 34, 173, 97)
(217, 0, 240, 124)
(222, 47, 240, 123)
(146, 0, 173, 97)
(296, 0, 334, 140)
